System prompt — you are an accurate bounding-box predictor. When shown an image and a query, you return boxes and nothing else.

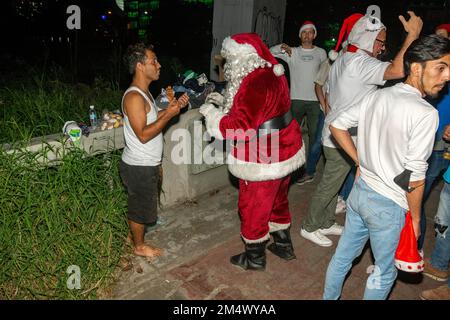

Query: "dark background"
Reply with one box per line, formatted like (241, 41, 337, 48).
(0, 0, 449, 92)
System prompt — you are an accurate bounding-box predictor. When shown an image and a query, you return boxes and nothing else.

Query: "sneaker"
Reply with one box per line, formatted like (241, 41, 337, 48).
(320, 223, 344, 236)
(296, 174, 314, 185)
(300, 228, 333, 247)
(335, 196, 347, 215)
(423, 260, 448, 282)
(420, 285, 450, 300)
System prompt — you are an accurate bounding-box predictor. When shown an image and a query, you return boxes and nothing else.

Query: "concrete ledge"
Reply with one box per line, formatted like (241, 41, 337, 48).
(3, 109, 232, 208)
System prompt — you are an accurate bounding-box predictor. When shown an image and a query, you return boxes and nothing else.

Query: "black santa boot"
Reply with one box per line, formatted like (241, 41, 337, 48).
(267, 227, 296, 260)
(230, 241, 267, 271)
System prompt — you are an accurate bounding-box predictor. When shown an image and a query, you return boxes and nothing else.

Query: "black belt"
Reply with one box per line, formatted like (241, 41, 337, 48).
(257, 110, 293, 135)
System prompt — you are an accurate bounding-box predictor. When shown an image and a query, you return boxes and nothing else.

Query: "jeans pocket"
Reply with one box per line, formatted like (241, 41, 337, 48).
(366, 191, 402, 229)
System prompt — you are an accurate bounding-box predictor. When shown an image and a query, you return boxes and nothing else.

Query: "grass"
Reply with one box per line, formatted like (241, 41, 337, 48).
(0, 73, 129, 299)
(0, 149, 128, 299)
(0, 73, 122, 145)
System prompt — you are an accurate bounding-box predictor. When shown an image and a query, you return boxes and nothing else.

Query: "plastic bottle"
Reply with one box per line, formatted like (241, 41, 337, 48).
(89, 105, 98, 129)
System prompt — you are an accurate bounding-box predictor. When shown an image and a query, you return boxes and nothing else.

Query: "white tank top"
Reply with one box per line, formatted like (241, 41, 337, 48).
(121, 86, 163, 166)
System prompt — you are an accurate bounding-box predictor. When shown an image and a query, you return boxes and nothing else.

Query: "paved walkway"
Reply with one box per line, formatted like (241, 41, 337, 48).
(112, 167, 446, 300)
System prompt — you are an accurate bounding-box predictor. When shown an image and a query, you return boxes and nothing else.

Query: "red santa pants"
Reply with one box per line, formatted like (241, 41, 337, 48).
(238, 176, 292, 243)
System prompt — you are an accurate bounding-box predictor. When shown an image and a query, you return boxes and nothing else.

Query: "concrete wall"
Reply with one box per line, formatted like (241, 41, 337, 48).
(3, 109, 232, 209)
(210, 0, 287, 80)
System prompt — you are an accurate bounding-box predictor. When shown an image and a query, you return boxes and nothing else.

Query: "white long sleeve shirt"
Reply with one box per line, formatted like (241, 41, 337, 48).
(331, 83, 438, 210)
(270, 44, 326, 101)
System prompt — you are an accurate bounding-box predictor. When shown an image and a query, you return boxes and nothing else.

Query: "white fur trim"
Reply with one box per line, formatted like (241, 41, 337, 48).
(222, 37, 257, 58)
(273, 64, 285, 77)
(242, 233, 270, 244)
(227, 144, 305, 181)
(328, 50, 339, 61)
(395, 258, 424, 273)
(199, 103, 226, 140)
(269, 222, 291, 233)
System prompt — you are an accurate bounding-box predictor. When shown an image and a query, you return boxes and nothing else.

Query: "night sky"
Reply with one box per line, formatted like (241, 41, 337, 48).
(0, 0, 449, 89)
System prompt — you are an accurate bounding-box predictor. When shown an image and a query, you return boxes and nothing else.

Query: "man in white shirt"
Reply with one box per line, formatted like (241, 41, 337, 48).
(324, 34, 450, 300)
(270, 21, 327, 172)
(120, 43, 189, 258)
(299, 11, 423, 247)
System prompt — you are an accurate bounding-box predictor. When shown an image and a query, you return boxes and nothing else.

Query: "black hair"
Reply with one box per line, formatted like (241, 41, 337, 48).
(404, 34, 450, 76)
(123, 43, 155, 75)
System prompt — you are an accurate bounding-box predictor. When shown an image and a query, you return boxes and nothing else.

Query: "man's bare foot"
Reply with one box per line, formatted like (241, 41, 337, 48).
(134, 245, 163, 258)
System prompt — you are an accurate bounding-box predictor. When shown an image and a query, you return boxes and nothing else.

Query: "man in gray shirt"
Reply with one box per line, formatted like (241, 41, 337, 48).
(271, 21, 327, 183)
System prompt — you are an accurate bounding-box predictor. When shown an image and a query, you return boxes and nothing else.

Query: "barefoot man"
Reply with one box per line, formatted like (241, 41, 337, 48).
(120, 43, 189, 257)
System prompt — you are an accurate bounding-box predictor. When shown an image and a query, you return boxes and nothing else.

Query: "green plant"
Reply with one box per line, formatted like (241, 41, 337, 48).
(0, 148, 128, 299)
(0, 76, 122, 145)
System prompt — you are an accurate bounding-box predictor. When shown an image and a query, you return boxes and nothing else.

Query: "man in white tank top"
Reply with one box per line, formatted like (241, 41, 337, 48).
(121, 43, 189, 258)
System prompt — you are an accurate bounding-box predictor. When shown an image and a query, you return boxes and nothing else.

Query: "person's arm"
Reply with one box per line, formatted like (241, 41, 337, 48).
(270, 43, 292, 60)
(124, 92, 189, 143)
(443, 124, 450, 141)
(406, 181, 425, 239)
(403, 110, 439, 238)
(315, 83, 327, 114)
(329, 126, 358, 165)
(328, 104, 361, 164)
(383, 11, 423, 80)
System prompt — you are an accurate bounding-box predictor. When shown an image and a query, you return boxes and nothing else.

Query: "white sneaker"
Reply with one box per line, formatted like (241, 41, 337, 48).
(320, 223, 344, 236)
(300, 228, 333, 247)
(335, 196, 347, 215)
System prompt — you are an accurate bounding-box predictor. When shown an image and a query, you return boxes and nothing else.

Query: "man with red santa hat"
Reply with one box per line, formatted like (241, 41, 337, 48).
(199, 33, 305, 271)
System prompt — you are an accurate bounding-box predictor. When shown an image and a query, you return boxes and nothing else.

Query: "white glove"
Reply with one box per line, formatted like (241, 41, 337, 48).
(205, 92, 224, 107)
(199, 103, 215, 117)
(198, 103, 225, 140)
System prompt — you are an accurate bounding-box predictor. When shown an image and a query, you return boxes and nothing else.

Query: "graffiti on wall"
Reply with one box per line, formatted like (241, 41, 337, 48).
(253, 6, 283, 47)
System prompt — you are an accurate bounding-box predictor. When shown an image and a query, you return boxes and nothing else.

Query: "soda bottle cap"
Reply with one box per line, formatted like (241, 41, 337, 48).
(90, 105, 94, 109)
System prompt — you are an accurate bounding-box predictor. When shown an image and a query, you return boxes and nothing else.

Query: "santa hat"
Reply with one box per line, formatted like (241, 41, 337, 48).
(329, 13, 385, 61)
(394, 211, 424, 273)
(348, 14, 386, 52)
(436, 23, 450, 33)
(328, 13, 363, 61)
(299, 21, 317, 37)
(221, 33, 285, 77)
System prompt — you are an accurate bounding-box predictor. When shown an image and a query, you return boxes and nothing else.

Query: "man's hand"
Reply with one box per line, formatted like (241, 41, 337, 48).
(443, 124, 450, 141)
(166, 100, 181, 117)
(280, 43, 292, 57)
(398, 11, 423, 39)
(177, 93, 190, 109)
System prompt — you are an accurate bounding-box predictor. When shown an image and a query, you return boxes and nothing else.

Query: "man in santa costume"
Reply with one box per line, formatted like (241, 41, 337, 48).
(199, 33, 305, 271)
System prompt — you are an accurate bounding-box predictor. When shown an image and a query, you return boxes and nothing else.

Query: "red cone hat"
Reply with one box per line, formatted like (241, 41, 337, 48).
(328, 13, 363, 61)
(395, 211, 424, 273)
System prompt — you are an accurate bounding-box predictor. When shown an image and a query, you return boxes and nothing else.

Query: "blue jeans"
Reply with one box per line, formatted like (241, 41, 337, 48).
(305, 111, 325, 176)
(324, 178, 406, 300)
(430, 183, 450, 283)
(418, 150, 450, 250)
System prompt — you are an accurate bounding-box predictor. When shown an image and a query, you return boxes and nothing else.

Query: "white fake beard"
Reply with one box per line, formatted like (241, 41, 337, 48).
(222, 53, 270, 113)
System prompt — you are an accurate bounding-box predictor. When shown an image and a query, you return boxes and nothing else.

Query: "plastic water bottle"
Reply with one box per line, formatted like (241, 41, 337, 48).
(89, 105, 98, 129)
